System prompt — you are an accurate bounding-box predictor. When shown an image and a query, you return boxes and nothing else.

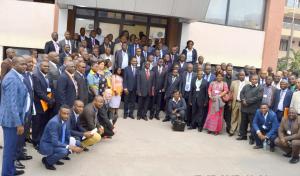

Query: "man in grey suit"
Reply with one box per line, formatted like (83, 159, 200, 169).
(59, 31, 75, 54)
(48, 51, 60, 90)
(114, 42, 129, 70)
(0, 56, 28, 176)
(74, 62, 89, 105)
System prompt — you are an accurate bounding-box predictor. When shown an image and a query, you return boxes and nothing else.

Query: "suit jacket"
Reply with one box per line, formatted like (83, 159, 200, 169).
(278, 116, 300, 141)
(178, 62, 188, 74)
(39, 115, 71, 155)
(74, 71, 89, 105)
(56, 71, 77, 108)
(230, 80, 249, 108)
(252, 109, 279, 138)
(169, 53, 179, 65)
(23, 72, 34, 112)
(152, 66, 167, 93)
(135, 55, 145, 68)
(189, 78, 208, 106)
(59, 52, 70, 66)
(44, 40, 59, 54)
(32, 70, 54, 114)
(114, 50, 129, 69)
(0, 58, 12, 80)
(48, 61, 61, 89)
(137, 69, 154, 96)
(0, 69, 28, 127)
(224, 74, 237, 88)
(59, 39, 75, 53)
(97, 103, 114, 131)
(69, 110, 86, 139)
(203, 73, 216, 84)
(271, 89, 293, 112)
(164, 74, 181, 99)
(128, 44, 141, 59)
(142, 50, 151, 59)
(181, 48, 197, 64)
(80, 103, 101, 131)
(99, 44, 113, 54)
(89, 37, 100, 49)
(123, 66, 138, 92)
(181, 71, 196, 96)
(240, 84, 264, 113)
(167, 98, 187, 115)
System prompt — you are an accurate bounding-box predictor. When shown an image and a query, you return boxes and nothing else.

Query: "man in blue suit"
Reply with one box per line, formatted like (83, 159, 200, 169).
(271, 79, 293, 122)
(252, 104, 279, 152)
(128, 37, 140, 59)
(39, 105, 83, 170)
(123, 57, 139, 119)
(0, 56, 28, 176)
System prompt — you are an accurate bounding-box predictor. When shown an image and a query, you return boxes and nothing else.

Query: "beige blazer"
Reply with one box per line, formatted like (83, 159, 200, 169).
(230, 80, 249, 107)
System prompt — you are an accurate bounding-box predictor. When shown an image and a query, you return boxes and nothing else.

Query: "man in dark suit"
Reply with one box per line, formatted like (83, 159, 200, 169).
(89, 30, 100, 50)
(271, 79, 293, 122)
(58, 44, 71, 66)
(163, 68, 181, 122)
(128, 37, 140, 59)
(203, 63, 216, 84)
(59, 31, 75, 54)
(169, 46, 179, 65)
(56, 61, 78, 109)
(142, 45, 150, 59)
(69, 100, 101, 147)
(123, 57, 139, 119)
(177, 54, 188, 74)
(44, 32, 60, 54)
(0, 56, 28, 176)
(78, 27, 89, 42)
(39, 105, 83, 170)
(137, 61, 154, 121)
(99, 37, 113, 55)
(1, 48, 15, 80)
(237, 75, 264, 145)
(97, 92, 115, 138)
(189, 71, 208, 131)
(251, 104, 278, 152)
(74, 62, 89, 105)
(181, 64, 196, 125)
(48, 51, 61, 90)
(150, 58, 167, 120)
(135, 48, 145, 69)
(32, 61, 55, 148)
(114, 42, 129, 70)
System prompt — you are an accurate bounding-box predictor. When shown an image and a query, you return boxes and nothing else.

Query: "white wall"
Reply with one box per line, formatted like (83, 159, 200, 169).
(180, 22, 266, 68)
(0, 0, 55, 49)
(58, 8, 68, 40)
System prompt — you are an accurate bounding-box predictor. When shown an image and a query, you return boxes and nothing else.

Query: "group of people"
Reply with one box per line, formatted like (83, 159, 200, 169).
(1, 26, 300, 175)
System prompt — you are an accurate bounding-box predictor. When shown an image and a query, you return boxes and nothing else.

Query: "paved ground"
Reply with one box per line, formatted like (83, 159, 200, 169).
(0, 112, 300, 176)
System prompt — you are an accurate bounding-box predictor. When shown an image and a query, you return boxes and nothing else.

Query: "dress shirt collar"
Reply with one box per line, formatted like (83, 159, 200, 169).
(12, 68, 24, 81)
(172, 97, 181, 103)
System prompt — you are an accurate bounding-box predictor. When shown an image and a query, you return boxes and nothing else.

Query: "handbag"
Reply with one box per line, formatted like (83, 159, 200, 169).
(172, 120, 186, 132)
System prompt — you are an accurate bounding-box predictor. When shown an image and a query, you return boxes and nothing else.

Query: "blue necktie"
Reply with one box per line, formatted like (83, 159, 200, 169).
(61, 123, 66, 144)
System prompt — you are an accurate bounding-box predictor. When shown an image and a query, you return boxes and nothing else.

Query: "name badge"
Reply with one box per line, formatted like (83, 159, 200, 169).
(262, 125, 267, 129)
(263, 94, 267, 98)
(47, 88, 52, 93)
(214, 90, 220, 94)
(287, 130, 292, 135)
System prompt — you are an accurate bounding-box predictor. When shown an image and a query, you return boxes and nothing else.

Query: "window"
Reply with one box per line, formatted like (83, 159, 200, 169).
(75, 18, 94, 33)
(227, 0, 265, 30)
(204, 0, 228, 25)
(286, 0, 300, 8)
(76, 9, 95, 16)
(280, 39, 289, 51)
(98, 11, 122, 19)
(151, 18, 167, 25)
(125, 14, 148, 23)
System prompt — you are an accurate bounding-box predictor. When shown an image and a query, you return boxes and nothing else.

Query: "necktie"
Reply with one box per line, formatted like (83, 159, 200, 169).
(61, 122, 66, 144)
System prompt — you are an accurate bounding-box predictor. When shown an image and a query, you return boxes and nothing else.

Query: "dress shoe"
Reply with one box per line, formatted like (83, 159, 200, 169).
(187, 126, 195, 130)
(137, 116, 141, 120)
(18, 155, 32, 161)
(253, 145, 263, 149)
(25, 138, 33, 144)
(123, 116, 127, 119)
(236, 136, 247, 140)
(143, 117, 148, 121)
(198, 127, 203, 132)
(283, 152, 292, 158)
(270, 147, 275, 152)
(155, 116, 160, 120)
(0, 145, 2, 149)
(15, 169, 25, 175)
(83, 147, 89, 152)
(228, 133, 234, 137)
(22, 148, 27, 153)
(249, 138, 255, 145)
(34, 145, 39, 151)
(289, 157, 299, 164)
(129, 116, 135, 119)
(162, 118, 170, 122)
(149, 116, 153, 120)
(55, 160, 64, 165)
(15, 160, 25, 169)
(42, 157, 56, 170)
(62, 156, 71, 160)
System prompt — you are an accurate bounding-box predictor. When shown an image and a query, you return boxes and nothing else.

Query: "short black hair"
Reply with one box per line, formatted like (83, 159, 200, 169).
(60, 104, 70, 110)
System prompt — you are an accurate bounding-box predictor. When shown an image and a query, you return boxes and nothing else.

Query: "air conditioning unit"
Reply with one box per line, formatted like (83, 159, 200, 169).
(152, 31, 165, 39)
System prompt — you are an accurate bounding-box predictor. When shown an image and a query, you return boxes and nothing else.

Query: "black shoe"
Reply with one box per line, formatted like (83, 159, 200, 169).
(187, 126, 195, 130)
(83, 147, 89, 152)
(123, 116, 127, 119)
(253, 145, 263, 149)
(236, 136, 247, 140)
(34, 145, 39, 151)
(137, 116, 141, 120)
(15, 160, 25, 169)
(15, 169, 25, 175)
(270, 147, 275, 152)
(283, 152, 292, 158)
(25, 138, 33, 144)
(0, 145, 2, 149)
(42, 157, 56, 170)
(62, 156, 71, 160)
(149, 116, 154, 120)
(162, 118, 170, 122)
(18, 155, 32, 161)
(22, 148, 27, 153)
(143, 117, 148, 121)
(289, 157, 299, 164)
(228, 133, 234, 137)
(129, 116, 135, 119)
(198, 127, 203, 132)
(249, 138, 255, 145)
(55, 160, 64, 165)
(155, 116, 160, 120)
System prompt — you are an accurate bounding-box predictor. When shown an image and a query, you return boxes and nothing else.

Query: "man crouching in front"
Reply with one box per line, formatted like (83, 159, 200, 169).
(39, 105, 83, 170)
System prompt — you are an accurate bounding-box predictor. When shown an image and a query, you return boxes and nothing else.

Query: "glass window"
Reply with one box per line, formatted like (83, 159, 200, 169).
(123, 24, 147, 37)
(99, 22, 120, 40)
(279, 39, 289, 51)
(125, 14, 148, 23)
(77, 9, 95, 16)
(227, 0, 265, 30)
(204, 0, 228, 25)
(151, 18, 167, 25)
(286, 0, 300, 8)
(149, 27, 166, 39)
(98, 11, 122, 19)
(75, 18, 94, 34)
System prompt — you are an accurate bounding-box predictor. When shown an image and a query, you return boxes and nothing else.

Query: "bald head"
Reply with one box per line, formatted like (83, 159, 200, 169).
(48, 52, 59, 64)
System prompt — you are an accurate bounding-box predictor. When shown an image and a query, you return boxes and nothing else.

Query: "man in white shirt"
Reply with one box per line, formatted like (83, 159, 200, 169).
(96, 27, 104, 46)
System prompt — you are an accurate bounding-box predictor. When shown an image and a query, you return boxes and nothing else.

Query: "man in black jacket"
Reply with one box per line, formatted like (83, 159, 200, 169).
(168, 90, 187, 124)
(237, 74, 263, 144)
